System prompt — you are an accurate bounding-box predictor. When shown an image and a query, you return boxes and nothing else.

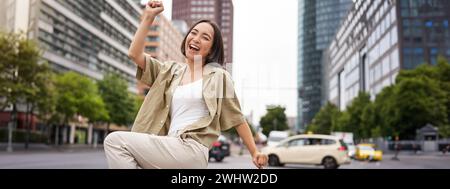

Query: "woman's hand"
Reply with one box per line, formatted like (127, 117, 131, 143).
(144, 0, 164, 18)
(235, 122, 268, 169)
(252, 151, 268, 169)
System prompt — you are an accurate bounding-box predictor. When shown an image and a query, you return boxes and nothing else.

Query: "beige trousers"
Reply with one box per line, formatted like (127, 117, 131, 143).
(104, 131, 209, 169)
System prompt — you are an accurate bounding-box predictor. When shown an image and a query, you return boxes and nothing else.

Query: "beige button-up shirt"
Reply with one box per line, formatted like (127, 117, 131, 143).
(131, 54, 245, 149)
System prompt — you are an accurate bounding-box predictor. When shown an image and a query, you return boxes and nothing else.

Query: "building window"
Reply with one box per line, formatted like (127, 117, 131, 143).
(382, 56, 390, 75)
(390, 7, 396, 25)
(430, 48, 438, 55)
(391, 48, 399, 70)
(390, 26, 398, 46)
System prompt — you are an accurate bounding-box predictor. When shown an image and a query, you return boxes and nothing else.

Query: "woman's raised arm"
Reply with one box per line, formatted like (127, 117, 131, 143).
(128, 1, 164, 70)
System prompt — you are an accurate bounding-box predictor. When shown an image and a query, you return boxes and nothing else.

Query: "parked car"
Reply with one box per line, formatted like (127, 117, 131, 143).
(331, 132, 356, 158)
(209, 135, 230, 162)
(346, 142, 357, 158)
(261, 134, 351, 169)
(355, 143, 383, 161)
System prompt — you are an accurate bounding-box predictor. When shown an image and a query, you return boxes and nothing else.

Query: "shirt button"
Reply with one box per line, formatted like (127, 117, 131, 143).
(166, 105, 169, 108)
(160, 120, 164, 124)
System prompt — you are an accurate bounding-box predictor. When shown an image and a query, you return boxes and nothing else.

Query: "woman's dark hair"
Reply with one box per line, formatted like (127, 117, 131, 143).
(180, 20, 225, 65)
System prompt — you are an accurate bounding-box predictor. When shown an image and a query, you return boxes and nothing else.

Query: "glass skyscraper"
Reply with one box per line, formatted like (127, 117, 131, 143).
(400, 0, 450, 68)
(297, 0, 352, 132)
(326, 0, 450, 111)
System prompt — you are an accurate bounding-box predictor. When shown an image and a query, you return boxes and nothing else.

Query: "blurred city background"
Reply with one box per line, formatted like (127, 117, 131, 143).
(1, 0, 450, 169)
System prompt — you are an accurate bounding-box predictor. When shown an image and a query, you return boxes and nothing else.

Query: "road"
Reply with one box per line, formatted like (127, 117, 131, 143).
(1, 147, 450, 169)
(208, 153, 450, 169)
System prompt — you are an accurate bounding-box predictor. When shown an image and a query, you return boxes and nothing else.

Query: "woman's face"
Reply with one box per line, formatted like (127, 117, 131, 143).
(185, 23, 214, 63)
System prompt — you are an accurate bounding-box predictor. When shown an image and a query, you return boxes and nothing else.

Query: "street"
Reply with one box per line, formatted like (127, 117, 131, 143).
(1, 146, 450, 169)
(208, 153, 450, 169)
(0, 148, 108, 169)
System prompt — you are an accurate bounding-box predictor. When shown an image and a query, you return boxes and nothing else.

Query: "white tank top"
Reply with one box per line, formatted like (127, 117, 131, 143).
(168, 79, 209, 137)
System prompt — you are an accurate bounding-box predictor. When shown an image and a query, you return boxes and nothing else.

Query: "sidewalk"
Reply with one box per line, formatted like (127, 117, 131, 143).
(382, 150, 449, 157)
(0, 143, 104, 154)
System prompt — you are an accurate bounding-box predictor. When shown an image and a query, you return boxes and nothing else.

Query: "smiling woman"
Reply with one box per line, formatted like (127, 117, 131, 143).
(103, 0, 268, 169)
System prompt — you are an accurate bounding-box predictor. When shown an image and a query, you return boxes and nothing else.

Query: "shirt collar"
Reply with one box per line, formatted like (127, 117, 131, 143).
(203, 63, 222, 76)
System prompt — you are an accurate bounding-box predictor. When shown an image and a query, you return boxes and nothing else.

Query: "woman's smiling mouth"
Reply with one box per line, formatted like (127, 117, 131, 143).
(189, 44, 200, 52)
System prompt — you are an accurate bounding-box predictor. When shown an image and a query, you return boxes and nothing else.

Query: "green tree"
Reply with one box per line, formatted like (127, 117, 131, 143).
(307, 102, 340, 134)
(0, 31, 55, 148)
(54, 72, 109, 127)
(0, 32, 42, 113)
(0, 32, 23, 110)
(392, 76, 446, 139)
(98, 73, 135, 133)
(432, 57, 450, 137)
(335, 111, 351, 133)
(343, 92, 372, 140)
(361, 102, 382, 138)
(23, 62, 56, 147)
(392, 57, 449, 138)
(374, 86, 397, 137)
(34, 71, 58, 144)
(260, 105, 289, 136)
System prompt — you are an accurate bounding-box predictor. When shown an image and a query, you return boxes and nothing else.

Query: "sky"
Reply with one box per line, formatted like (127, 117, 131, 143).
(232, 0, 298, 125)
(147, 0, 298, 125)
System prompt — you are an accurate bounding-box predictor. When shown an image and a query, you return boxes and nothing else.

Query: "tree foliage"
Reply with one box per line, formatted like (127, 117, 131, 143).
(54, 72, 109, 124)
(98, 73, 136, 126)
(307, 102, 340, 134)
(260, 105, 289, 136)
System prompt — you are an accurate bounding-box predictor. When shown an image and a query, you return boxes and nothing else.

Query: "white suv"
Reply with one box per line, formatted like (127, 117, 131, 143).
(262, 134, 351, 169)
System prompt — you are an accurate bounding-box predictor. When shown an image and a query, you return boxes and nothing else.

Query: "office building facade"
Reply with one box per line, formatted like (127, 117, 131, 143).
(326, 0, 450, 110)
(35, 0, 143, 93)
(1, 0, 145, 145)
(0, 0, 34, 33)
(297, 0, 352, 132)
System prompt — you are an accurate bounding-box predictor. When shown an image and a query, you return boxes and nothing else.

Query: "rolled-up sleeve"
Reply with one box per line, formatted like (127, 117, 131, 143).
(219, 72, 246, 131)
(136, 54, 165, 86)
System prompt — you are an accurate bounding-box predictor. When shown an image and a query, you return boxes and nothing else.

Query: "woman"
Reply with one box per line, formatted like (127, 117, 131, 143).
(104, 1, 268, 169)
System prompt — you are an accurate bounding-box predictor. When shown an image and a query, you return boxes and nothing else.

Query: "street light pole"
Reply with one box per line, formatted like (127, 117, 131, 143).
(7, 67, 19, 152)
(7, 121, 13, 152)
(6, 86, 14, 152)
(7, 103, 16, 152)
